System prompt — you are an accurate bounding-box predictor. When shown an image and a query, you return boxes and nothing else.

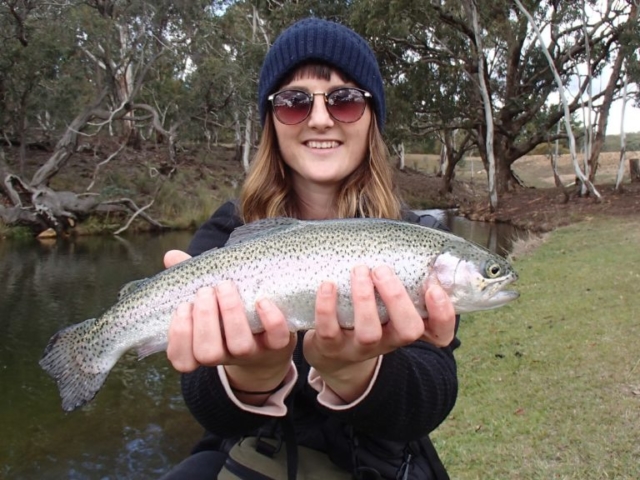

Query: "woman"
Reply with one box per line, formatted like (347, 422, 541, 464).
(161, 17, 459, 480)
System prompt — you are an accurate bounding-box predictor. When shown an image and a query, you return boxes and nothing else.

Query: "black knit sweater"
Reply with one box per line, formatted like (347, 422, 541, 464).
(180, 201, 459, 479)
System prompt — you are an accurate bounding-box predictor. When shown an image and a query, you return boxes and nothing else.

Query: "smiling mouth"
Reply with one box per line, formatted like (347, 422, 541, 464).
(305, 140, 341, 149)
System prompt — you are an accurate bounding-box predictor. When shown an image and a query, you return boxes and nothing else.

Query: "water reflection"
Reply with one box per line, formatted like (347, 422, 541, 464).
(0, 233, 203, 480)
(415, 209, 522, 257)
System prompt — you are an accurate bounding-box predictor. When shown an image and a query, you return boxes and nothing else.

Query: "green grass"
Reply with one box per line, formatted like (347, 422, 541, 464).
(0, 224, 34, 240)
(433, 217, 640, 479)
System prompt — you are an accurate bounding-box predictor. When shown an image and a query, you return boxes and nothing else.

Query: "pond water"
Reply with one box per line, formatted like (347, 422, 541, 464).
(414, 209, 521, 257)
(0, 215, 521, 479)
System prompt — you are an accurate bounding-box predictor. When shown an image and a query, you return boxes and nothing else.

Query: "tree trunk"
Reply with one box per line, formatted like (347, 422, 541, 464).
(468, 0, 498, 211)
(439, 141, 447, 177)
(588, 1, 637, 182)
(582, 0, 593, 182)
(30, 89, 109, 188)
(395, 143, 405, 170)
(441, 154, 456, 194)
(242, 107, 252, 173)
(615, 69, 629, 192)
(549, 153, 570, 202)
(630, 159, 640, 183)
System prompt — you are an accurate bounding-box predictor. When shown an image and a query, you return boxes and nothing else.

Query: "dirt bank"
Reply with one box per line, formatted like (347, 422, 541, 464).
(3, 143, 638, 234)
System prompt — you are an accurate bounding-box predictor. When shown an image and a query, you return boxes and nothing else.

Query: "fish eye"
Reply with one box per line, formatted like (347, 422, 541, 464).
(484, 262, 502, 278)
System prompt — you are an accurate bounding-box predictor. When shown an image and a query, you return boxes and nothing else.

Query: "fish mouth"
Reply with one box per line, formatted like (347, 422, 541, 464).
(486, 289, 520, 308)
(479, 273, 520, 310)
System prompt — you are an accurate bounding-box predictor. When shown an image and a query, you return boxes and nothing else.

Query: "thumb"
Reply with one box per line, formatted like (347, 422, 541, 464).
(421, 284, 456, 347)
(164, 249, 192, 269)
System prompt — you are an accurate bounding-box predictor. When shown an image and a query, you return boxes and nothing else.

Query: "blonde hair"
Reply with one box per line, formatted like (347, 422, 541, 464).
(240, 65, 402, 223)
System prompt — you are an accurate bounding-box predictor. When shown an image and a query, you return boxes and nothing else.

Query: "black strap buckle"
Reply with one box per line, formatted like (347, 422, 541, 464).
(254, 433, 283, 458)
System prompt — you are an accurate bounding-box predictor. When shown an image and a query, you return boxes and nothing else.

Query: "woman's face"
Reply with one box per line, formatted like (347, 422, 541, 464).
(272, 70, 372, 193)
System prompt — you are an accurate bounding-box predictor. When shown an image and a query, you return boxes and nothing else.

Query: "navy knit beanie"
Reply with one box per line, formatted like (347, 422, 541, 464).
(258, 18, 386, 131)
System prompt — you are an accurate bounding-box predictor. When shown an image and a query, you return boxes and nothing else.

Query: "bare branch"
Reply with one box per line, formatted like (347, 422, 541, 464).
(101, 197, 165, 233)
(86, 142, 127, 191)
(113, 200, 155, 235)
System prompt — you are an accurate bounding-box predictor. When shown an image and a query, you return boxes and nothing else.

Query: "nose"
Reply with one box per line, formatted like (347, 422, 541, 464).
(307, 93, 334, 129)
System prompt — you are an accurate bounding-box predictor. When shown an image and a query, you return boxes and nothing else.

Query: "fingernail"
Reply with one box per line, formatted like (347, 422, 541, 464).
(373, 265, 393, 280)
(320, 282, 334, 295)
(216, 280, 234, 296)
(430, 286, 447, 304)
(353, 265, 369, 277)
(177, 302, 191, 316)
(197, 287, 213, 298)
(257, 298, 272, 311)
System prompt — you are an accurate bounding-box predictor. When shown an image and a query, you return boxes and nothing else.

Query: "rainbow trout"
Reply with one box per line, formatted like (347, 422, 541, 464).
(40, 217, 519, 411)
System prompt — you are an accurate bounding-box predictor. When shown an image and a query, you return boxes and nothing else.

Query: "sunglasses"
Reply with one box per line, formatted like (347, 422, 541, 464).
(268, 87, 372, 125)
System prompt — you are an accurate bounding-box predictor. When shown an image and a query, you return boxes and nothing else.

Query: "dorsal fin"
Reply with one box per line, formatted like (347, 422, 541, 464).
(117, 278, 147, 300)
(225, 217, 303, 246)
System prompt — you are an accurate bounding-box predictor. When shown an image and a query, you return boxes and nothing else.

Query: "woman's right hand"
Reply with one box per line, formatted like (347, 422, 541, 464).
(163, 250, 297, 395)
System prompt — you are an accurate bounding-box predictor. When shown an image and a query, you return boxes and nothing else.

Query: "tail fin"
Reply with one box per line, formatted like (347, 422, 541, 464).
(39, 319, 111, 412)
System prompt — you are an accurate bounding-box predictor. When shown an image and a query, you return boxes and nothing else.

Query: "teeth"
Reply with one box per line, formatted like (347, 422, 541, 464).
(306, 141, 339, 149)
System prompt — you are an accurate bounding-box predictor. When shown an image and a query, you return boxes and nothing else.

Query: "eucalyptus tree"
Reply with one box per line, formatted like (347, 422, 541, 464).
(585, 0, 639, 182)
(465, 0, 498, 209)
(0, 0, 232, 233)
(0, 1, 83, 173)
(353, 0, 638, 198)
(515, 0, 601, 199)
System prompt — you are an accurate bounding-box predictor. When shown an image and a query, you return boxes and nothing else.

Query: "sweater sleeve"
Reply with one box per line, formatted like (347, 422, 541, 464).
(315, 338, 459, 441)
(181, 365, 291, 437)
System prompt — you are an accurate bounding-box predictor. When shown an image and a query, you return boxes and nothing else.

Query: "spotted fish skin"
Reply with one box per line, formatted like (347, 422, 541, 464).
(39, 217, 519, 411)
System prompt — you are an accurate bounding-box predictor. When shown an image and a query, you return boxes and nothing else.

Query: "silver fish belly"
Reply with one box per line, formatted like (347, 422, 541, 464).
(40, 217, 519, 411)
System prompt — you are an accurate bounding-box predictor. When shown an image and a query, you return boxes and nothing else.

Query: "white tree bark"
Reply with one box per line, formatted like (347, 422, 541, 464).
(615, 69, 629, 191)
(581, 0, 593, 195)
(469, 0, 498, 210)
(241, 4, 259, 173)
(394, 143, 406, 170)
(242, 106, 252, 173)
(440, 140, 448, 177)
(514, 0, 601, 200)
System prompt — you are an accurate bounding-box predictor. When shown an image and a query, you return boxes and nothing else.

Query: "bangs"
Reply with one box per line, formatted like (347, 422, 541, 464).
(281, 62, 351, 86)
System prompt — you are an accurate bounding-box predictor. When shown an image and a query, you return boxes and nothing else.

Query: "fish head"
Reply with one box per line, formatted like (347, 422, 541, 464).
(427, 246, 519, 314)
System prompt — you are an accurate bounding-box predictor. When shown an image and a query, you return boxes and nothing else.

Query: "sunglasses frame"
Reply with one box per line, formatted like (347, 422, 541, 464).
(268, 87, 372, 125)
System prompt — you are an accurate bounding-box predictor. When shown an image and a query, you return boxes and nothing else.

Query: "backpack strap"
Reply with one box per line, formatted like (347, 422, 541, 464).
(282, 394, 298, 480)
(417, 438, 450, 480)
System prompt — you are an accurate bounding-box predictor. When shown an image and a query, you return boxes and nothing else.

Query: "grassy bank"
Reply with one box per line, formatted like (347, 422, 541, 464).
(433, 217, 640, 479)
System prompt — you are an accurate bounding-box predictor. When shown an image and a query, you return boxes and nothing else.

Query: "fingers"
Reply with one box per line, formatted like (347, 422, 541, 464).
(422, 284, 456, 347)
(167, 287, 225, 372)
(351, 265, 382, 345)
(167, 302, 199, 372)
(164, 250, 191, 269)
(256, 298, 293, 350)
(216, 281, 256, 357)
(167, 280, 296, 381)
(314, 281, 341, 341)
(372, 265, 425, 345)
(191, 287, 224, 365)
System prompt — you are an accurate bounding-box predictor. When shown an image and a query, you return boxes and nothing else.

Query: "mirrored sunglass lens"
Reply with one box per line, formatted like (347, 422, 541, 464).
(273, 91, 311, 124)
(327, 89, 366, 122)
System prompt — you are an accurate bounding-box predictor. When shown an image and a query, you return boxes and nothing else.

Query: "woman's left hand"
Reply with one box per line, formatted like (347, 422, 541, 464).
(302, 264, 456, 403)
